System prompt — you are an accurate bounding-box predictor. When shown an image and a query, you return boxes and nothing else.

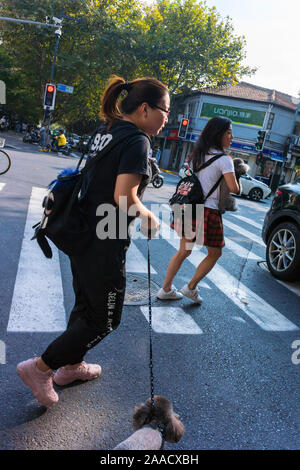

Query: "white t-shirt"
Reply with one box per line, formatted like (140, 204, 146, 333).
(193, 148, 234, 210)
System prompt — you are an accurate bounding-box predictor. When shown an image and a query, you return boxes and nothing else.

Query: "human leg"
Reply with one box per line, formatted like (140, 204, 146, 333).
(188, 246, 222, 290)
(162, 237, 194, 292)
(18, 240, 128, 401)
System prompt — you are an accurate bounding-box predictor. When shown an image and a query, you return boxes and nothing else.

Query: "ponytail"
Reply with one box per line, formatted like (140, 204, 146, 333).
(100, 75, 128, 122)
(100, 75, 169, 124)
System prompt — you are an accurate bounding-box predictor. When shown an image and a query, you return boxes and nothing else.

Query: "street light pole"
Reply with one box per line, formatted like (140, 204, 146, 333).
(277, 98, 300, 188)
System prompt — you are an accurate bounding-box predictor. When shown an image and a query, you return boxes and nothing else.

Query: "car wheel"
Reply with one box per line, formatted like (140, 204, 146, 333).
(249, 187, 263, 201)
(266, 222, 300, 281)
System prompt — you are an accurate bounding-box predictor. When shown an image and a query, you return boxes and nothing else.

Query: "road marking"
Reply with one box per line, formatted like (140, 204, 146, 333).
(222, 219, 265, 246)
(7, 187, 66, 332)
(0, 182, 5, 192)
(235, 198, 270, 213)
(161, 219, 298, 332)
(229, 213, 263, 230)
(224, 237, 261, 260)
(126, 242, 157, 274)
(140, 306, 203, 334)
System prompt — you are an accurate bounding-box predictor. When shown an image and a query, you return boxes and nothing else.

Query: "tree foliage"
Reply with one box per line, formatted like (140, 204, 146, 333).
(0, 0, 256, 132)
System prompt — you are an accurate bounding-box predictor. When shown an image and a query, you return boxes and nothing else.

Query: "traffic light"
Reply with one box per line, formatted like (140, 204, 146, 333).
(43, 83, 56, 110)
(255, 130, 266, 151)
(256, 151, 264, 165)
(178, 117, 189, 139)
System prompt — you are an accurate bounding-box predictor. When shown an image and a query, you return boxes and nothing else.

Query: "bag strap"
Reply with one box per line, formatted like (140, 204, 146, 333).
(78, 128, 150, 174)
(197, 153, 224, 201)
(197, 153, 225, 172)
(204, 174, 223, 201)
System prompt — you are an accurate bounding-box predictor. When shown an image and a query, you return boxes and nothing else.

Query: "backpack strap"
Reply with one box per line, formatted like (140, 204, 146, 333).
(197, 153, 225, 201)
(204, 174, 223, 201)
(197, 153, 225, 171)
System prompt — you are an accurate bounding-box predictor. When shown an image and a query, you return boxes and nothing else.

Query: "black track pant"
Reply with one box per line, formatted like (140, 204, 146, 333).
(41, 239, 129, 370)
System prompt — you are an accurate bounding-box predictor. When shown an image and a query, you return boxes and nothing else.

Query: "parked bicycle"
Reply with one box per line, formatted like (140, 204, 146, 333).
(0, 138, 11, 175)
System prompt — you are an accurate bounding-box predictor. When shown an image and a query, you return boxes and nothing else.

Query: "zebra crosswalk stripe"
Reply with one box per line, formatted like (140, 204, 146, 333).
(7, 187, 66, 332)
(224, 237, 261, 260)
(222, 218, 265, 246)
(126, 242, 157, 274)
(140, 306, 203, 334)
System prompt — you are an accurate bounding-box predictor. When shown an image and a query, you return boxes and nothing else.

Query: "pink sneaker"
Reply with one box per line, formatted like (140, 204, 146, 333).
(17, 358, 59, 407)
(53, 361, 102, 386)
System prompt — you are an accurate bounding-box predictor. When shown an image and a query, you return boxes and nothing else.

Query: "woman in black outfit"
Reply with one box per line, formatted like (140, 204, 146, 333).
(17, 76, 170, 407)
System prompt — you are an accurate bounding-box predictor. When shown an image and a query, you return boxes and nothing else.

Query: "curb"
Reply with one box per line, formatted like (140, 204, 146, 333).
(160, 168, 178, 176)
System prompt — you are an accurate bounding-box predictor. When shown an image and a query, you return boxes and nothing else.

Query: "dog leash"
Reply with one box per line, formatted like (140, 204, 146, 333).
(147, 239, 166, 450)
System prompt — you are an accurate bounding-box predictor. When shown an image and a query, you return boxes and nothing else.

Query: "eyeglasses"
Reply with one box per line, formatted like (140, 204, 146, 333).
(150, 104, 170, 116)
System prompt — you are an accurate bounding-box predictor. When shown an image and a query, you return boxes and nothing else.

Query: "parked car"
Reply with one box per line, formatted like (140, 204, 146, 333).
(240, 174, 272, 201)
(262, 182, 300, 281)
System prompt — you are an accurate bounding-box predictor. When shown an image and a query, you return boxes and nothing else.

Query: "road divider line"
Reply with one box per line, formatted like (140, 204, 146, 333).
(140, 306, 203, 334)
(160, 219, 298, 332)
(0, 182, 6, 192)
(7, 187, 66, 332)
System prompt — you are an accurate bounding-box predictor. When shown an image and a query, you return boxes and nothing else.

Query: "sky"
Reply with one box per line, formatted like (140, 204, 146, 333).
(145, 0, 300, 99)
(204, 0, 299, 98)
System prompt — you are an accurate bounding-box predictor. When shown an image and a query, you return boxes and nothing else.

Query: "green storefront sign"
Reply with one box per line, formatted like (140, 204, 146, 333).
(200, 102, 266, 127)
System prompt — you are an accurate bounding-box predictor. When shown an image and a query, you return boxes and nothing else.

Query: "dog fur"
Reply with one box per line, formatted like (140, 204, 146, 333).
(113, 395, 185, 450)
(219, 158, 249, 213)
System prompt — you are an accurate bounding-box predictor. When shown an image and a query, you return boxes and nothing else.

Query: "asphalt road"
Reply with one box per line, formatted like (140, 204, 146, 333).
(0, 133, 299, 450)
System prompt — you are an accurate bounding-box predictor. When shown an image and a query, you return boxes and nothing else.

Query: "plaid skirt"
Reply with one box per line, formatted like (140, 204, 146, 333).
(170, 207, 225, 248)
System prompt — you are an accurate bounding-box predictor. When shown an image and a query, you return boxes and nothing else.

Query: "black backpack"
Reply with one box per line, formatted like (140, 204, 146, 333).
(32, 128, 148, 258)
(169, 154, 224, 212)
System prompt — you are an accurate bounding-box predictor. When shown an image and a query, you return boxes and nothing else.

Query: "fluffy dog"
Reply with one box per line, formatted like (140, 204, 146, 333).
(113, 395, 185, 450)
(219, 158, 249, 213)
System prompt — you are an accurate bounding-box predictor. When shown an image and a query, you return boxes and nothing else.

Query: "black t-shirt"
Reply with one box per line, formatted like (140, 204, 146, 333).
(79, 120, 151, 236)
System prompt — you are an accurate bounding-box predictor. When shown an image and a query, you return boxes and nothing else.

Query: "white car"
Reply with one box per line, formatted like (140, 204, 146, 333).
(240, 174, 272, 201)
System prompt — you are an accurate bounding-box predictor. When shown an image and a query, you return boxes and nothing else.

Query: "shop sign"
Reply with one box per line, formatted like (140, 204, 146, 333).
(200, 102, 266, 127)
(167, 129, 179, 140)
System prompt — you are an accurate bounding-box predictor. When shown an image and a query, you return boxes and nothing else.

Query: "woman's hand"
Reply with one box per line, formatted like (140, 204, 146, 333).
(140, 213, 160, 239)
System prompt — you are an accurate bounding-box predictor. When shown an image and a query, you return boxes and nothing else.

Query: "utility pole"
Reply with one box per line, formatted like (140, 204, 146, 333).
(0, 12, 81, 126)
(277, 98, 300, 189)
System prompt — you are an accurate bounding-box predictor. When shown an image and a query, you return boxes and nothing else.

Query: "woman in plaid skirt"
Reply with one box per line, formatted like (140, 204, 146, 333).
(157, 117, 240, 304)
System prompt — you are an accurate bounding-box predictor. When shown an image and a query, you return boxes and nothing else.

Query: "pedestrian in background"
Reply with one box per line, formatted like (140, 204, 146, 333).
(17, 75, 169, 407)
(39, 124, 48, 149)
(157, 116, 240, 303)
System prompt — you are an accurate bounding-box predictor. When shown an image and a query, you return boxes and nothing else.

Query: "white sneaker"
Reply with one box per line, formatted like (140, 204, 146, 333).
(180, 284, 203, 304)
(157, 285, 183, 300)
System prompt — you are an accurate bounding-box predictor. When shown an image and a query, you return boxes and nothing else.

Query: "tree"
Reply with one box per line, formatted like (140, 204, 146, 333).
(0, 0, 255, 130)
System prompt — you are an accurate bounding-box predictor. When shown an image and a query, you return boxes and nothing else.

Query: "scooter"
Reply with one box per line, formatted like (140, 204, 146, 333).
(50, 136, 71, 155)
(149, 158, 164, 188)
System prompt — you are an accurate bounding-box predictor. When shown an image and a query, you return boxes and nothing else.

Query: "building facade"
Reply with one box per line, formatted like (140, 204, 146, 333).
(155, 82, 300, 189)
